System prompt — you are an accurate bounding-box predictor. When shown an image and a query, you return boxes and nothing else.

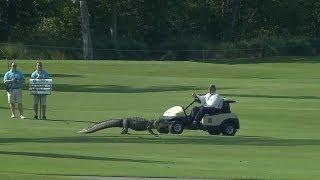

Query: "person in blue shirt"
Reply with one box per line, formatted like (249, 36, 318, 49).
(31, 61, 50, 119)
(3, 62, 25, 119)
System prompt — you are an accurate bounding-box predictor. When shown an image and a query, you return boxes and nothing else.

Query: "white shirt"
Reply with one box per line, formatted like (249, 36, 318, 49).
(197, 92, 223, 109)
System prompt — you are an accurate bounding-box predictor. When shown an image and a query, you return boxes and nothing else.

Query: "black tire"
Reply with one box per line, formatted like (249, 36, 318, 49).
(157, 127, 169, 134)
(208, 128, 221, 135)
(169, 122, 184, 134)
(221, 122, 237, 136)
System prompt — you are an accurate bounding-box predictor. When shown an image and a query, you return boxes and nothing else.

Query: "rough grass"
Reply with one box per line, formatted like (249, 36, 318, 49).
(0, 57, 319, 179)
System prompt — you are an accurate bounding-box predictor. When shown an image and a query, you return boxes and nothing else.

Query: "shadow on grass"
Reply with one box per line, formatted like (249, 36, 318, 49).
(1, 83, 318, 99)
(0, 135, 319, 146)
(222, 93, 320, 100)
(50, 84, 205, 93)
(1, 84, 233, 93)
(44, 118, 95, 124)
(0, 106, 9, 110)
(30, 84, 320, 99)
(0, 151, 169, 164)
(0, 106, 32, 111)
(203, 56, 320, 64)
(3, 83, 317, 99)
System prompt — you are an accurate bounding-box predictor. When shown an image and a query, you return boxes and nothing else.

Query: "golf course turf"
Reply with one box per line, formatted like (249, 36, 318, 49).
(0, 57, 319, 179)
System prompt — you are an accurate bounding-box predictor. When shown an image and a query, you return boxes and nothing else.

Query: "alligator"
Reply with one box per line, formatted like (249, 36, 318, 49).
(78, 117, 164, 135)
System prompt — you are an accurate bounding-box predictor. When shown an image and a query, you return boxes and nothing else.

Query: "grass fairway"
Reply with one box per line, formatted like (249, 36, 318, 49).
(0, 57, 320, 179)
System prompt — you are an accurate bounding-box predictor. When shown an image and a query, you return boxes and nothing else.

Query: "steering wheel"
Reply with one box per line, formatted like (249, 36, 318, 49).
(194, 96, 201, 103)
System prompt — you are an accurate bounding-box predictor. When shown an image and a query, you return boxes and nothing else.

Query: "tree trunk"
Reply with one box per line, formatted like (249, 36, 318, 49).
(110, 0, 117, 47)
(80, 0, 93, 60)
(221, 0, 225, 17)
(227, 0, 241, 41)
(7, 0, 17, 42)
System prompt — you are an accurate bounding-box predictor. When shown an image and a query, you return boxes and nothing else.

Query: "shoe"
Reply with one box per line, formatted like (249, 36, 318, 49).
(33, 115, 38, 119)
(11, 114, 16, 118)
(42, 116, 46, 120)
(20, 115, 25, 119)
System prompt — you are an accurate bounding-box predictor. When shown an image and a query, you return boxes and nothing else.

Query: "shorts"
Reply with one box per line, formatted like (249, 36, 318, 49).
(7, 89, 22, 104)
(33, 95, 47, 105)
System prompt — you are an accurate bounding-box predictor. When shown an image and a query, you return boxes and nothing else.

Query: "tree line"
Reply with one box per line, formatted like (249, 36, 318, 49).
(0, 0, 319, 60)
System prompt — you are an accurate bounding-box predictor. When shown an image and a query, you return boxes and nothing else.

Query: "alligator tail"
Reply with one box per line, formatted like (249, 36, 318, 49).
(79, 119, 123, 133)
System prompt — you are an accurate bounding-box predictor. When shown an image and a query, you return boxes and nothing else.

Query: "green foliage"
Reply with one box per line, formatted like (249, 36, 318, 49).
(0, 0, 320, 60)
(0, 43, 28, 59)
(2, 36, 319, 60)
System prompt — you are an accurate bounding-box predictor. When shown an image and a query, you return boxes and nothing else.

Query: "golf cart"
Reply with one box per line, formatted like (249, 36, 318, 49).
(156, 96, 240, 136)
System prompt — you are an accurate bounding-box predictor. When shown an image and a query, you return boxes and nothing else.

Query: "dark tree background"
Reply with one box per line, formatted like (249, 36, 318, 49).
(0, 0, 319, 60)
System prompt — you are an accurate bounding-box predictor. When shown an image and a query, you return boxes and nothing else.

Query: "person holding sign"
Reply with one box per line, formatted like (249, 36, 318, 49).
(3, 62, 25, 119)
(31, 61, 50, 119)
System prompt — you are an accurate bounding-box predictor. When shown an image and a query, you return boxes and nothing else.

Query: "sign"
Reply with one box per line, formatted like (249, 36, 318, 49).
(29, 79, 53, 95)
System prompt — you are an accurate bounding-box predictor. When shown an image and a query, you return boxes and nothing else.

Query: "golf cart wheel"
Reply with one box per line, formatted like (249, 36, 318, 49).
(157, 127, 169, 134)
(208, 128, 221, 135)
(221, 123, 237, 136)
(169, 122, 184, 134)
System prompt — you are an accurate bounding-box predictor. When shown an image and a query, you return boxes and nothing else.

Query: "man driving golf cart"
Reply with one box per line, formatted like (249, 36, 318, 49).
(157, 84, 239, 135)
(190, 84, 223, 125)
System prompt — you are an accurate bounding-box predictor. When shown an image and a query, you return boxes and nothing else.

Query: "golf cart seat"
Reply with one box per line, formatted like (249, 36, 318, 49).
(219, 99, 236, 113)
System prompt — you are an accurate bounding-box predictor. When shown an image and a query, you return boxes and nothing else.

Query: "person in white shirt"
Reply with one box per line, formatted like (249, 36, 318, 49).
(190, 84, 223, 124)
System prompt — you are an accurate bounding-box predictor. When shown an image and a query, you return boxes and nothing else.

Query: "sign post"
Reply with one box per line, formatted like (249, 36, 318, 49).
(29, 79, 53, 118)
